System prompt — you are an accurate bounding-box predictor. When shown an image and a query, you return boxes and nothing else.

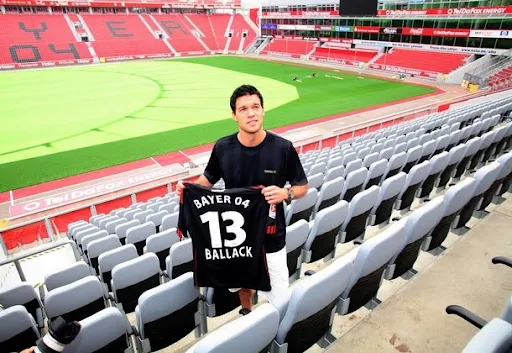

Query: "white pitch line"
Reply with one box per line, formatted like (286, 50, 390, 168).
(150, 157, 162, 168)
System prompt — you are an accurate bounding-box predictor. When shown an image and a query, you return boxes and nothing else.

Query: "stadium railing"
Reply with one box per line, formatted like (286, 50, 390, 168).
(0, 86, 508, 257)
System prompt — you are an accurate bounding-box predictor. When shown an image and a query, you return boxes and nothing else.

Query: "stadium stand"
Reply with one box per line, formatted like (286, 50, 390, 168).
(311, 46, 379, 64)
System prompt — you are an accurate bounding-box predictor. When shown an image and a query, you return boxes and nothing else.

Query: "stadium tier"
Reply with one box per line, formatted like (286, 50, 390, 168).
(373, 49, 471, 75)
(311, 47, 379, 64)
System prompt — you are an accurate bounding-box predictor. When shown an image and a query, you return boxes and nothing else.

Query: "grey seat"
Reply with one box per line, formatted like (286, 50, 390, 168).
(369, 172, 407, 226)
(270, 255, 354, 353)
(379, 146, 394, 160)
(312, 177, 344, 216)
(187, 303, 279, 353)
(105, 217, 128, 235)
(479, 152, 512, 210)
(148, 202, 164, 213)
(134, 210, 154, 225)
(144, 228, 180, 270)
(340, 186, 380, 244)
(90, 214, 107, 227)
(395, 161, 431, 212)
(146, 210, 170, 233)
(115, 219, 141, 244)
(437, 144, 467, 189)
(0, 282, 45, 328)
(486, 124, 509, 161)
(342, 152, 357, 166)
(384, 197, 445, 280)
(418, 139, 437, 164)
(87, 234, 122, 274)
(494, 122, 512, 156)
(341, 167, 368, 202)
(285, 220, 309, 281)
(165, 239, 194, 280)
(160, 211, 179, 232)
(363, 152, 379, 168)
(454, 137, 482, 179)
(309, 162, 327, 176)
(43, 261, 92, 300)
(126, 222, 157, 255)
(98, 215, 119, 230)
(159, 201, 178, 214)
(418, 151, 450, 199)
(425, 178, 477, 253)
(81, 230, 109, 256)
(343, 158, 363, 178)
(326, 156, 343, 170)
(433, 135, 450, 156)
(324, 165, 344, 183)
(285, 188, 318, 225)
(0, 305, 40, 353)
(68, 220, 88, 236)
(383, 152, 407, 180)
(62, 307, 135, 353)
(44, 275, 108, 323)
(453, 163, 502, 233)
(406, 137, 419, 150)
(307, 173, 325, 190)
(98, 244, 139, 292)
(462, 318, 512, 353)
(469, 130, 496, 170)
(112, 252, 161, 313)
(363, 159, 387, 190)
(304, 201, 349, 263)
(393, 142, 407, 155)
(135, 272, 202, 352)
(446, 130, 462, 151)
(75, 226, 101, 247)
(203, 286, 241, 318)
(337, 219, 407, 315)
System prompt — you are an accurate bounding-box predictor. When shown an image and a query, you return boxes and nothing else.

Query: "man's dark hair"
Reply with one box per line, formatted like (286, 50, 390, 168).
(230, 85, 264, 113)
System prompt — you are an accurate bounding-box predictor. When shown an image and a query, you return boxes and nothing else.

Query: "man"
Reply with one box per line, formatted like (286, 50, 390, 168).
(176, 84, 308, 313)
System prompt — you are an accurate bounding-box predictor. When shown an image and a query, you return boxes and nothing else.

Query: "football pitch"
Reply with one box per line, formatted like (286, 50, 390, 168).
(0, 56, 435, 192)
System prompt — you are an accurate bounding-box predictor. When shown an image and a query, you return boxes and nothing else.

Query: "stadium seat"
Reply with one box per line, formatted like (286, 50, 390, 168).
(304, 201, 349, 263)
(187, 303, 279, 353)
(271, 255, 354, 353)
(462, 318, 512, 353)
(383, 152, 407, 180)
(98, 215, 119, 230)
(146, 210, 169, 232)
(363, 159, 387, 190)
(126, 222, 157, 256)
(62, 307, 135, 353)
(87, 234, 122, 274)
(144, 228, 180, 270)
(160, 211, 179, 232)
(469, 131, 496, 171)
(369, 172, 407, 227)
(44, 275, 109, 323)
(384, 197, 445, 280)
(363, 152, 379, 169)
(418, 151, 450, 199)
(98, 244, 139, 292)
(395, 161, 431, 212)
(325, 165, 344, 183)
(147, 202, 164, 213)
(285, 220, 309, 281)
(437, 144, 467, 189)
(312, 177, 344, 215)
(341, 167, 368, 202)
(165, 238, 193, 280)
(447, 130, 463, 151)
(425, 178, 478, 253)
(135, 272, 202, 352)
(0, 282, 45, 328)
(75, 226, 100, 247)
(454, 137, 483, 179)
(338, 219, 407, 315)
(380, 146, 394, 161)
(285, 188, 318, 226)
(478, 152, 512, 211)
(343, 159, 363, 178)
(0, 305, 40, 353)
(67, 220, 88, 236)
(43, 260, 92, 299)
(105, 217, 128, 235)
(340, 186, 380, 244)
(111, 252, 161, 313)
(81, 229, 109, 256)
(453, 163, 502, 233)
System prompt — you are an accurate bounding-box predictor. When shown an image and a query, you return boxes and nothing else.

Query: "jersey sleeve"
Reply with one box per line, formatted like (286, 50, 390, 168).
(203, 143, 222, 185)
(286, 143, 308, 186)
(176, 186, 189, 239)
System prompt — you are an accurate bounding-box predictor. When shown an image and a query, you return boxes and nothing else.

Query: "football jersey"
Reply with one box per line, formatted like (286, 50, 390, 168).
(177, 183, 275, 291)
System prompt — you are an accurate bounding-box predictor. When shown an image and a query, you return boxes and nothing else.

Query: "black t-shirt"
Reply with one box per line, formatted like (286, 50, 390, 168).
(177, 183, 275, 291)
(202, 131, 308, 253)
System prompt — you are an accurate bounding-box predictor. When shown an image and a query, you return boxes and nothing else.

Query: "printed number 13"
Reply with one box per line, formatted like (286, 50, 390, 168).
(200, 211, 246, 248)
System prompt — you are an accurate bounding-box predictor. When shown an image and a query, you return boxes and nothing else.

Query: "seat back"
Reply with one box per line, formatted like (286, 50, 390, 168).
(146, 210, 170, 230)
(341, 186, 379, 242)
(474, 163, 502, 196)
(126, 222, 157, 255)
(98, 244, 139, 291)
(160, 211, 179, 232)
(136, 272, 200, 351)
(44, 276, 107, 323)
(313, 177, 344, 214)
(0, 282, 42, 324)
(274, 255, 354, 352)
(379, 146, 394, 160)
(115, 219, 141, 242)
(325, 164, 344, 183)
(462, 318, 512, 353)
(342, 167, 368, 202)
(166, 239, 194, 279)
(286, 188, 318, 225)
(112, 253, 160, 312)
(307, 173, 325, 190)
(364, 159, 387, 189)
(87, 235, 122, 273)
(344, 158, 363, 177)
(285, 220, 309, 278)
(105, 218, 128, 234)
(62, 307, 133, 353)
(0, 305, 40, 353)
(385, 152, 407, 178)
(187, 303, 279, 353)
(45, 261, 92, 293)
(145, 228, 180, 270)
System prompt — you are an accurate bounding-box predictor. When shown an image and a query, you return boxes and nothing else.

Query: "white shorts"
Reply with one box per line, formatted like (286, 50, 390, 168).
(229, 246, 289, 305)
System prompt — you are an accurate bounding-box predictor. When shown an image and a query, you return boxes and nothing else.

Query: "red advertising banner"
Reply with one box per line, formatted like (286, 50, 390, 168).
(0, 58, 93, 70)
(318, 37, 353, 44)
(262, 10, 338, 17)
(378, 6, 512, 16)
(370, 63, 439, 79)
(354, 26, 381, 34)
(0, 0, 242, 8)
(402, 28, 471, 37)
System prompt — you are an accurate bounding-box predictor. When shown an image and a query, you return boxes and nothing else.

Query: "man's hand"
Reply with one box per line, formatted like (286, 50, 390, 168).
(262, 186, 288, 205)
(175, 180, 185, 197)
(21, 348, 35, 353)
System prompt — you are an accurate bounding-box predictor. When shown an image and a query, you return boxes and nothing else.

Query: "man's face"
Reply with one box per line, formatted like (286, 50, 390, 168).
(232, 94, 264, 134)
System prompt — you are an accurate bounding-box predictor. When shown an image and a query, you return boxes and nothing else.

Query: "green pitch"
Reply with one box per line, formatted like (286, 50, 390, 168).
(0, 56, 434, 192)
